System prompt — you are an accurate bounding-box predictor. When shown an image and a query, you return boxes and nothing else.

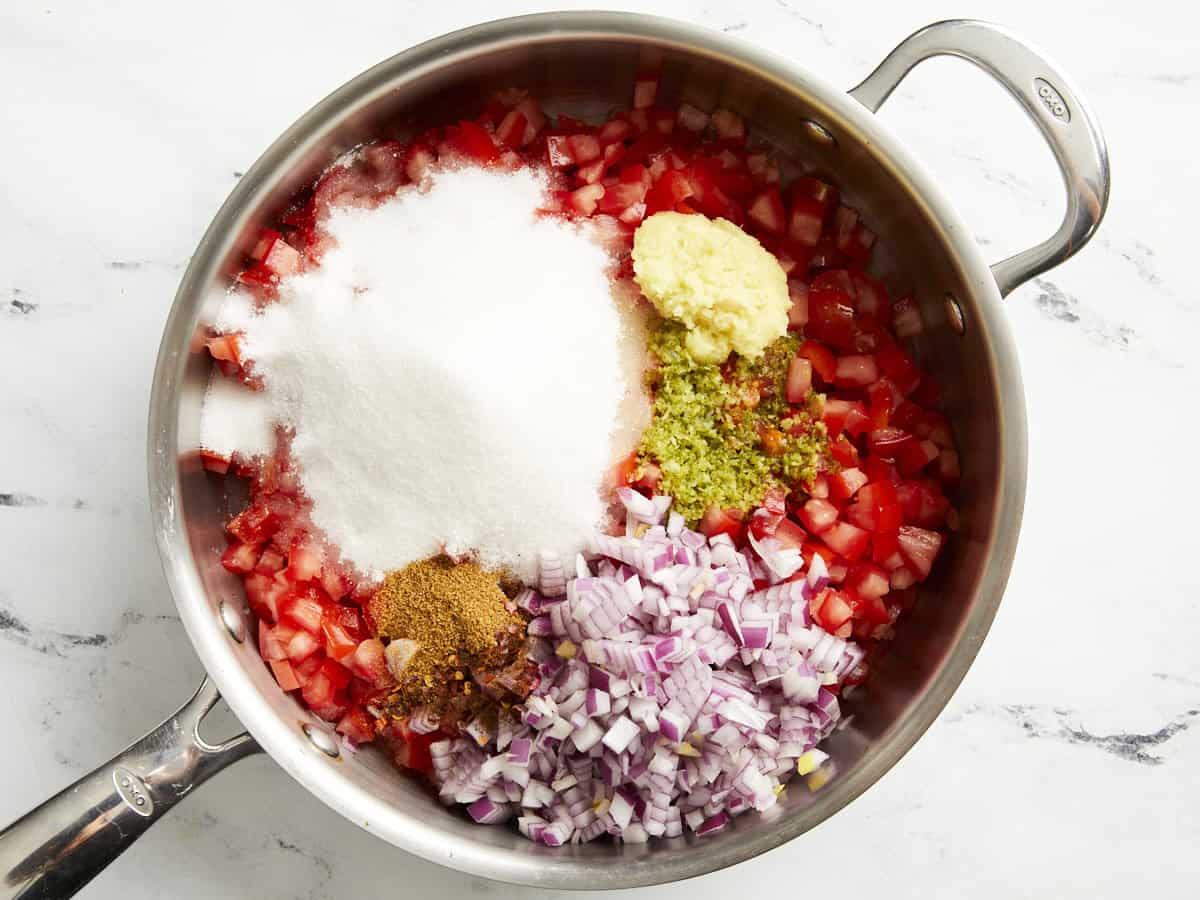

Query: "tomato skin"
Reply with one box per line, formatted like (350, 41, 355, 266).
(897, 525, 944, 580)
(227, 501, 280, 544)
(875, 341, 922, 395)
(774, 516, 808, 550)
(829, 467, 868, 501)
(862, 456, 900, 485)
(396, 730, 441, 775)
(820, 521, 871, 562)
(829, 435, 860, 468)
(698, 505, 746, 543)
(797, 340, 837, 383)
(806, 286, 856, 349)
(846, 481, 902, 533)
(445, 121, 500, 163)
(811, 587, 854, 632)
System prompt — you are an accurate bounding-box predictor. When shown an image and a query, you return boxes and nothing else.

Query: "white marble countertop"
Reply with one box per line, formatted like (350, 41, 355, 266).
(2, 0, 1196, 897)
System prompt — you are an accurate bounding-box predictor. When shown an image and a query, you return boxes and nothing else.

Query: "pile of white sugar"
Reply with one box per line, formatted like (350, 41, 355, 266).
(202, 165, 643, 583)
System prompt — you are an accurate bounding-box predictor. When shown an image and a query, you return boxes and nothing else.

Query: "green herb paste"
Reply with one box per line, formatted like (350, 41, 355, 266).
(638, 321, 829, 522)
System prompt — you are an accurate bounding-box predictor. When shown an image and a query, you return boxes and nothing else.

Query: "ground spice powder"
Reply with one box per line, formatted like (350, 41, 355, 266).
(369, 556, 531, 726)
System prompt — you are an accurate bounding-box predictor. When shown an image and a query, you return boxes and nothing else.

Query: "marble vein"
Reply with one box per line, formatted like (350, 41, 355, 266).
(953, 703, 1199, 766)
(0, 603, 179, 657)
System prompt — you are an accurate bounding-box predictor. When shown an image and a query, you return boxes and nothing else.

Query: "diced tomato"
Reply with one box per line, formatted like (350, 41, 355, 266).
(322, 605, 365, 661)
(319, 657, 352, 692)
(820, 521, 870, 561)
(255, 547, 287, 575)
(348, 638, 394, 689)
(829, 434, 860, 468)
(244, 572, 288, 624)
(811, 588, 853, 633)
(897, 480, 951, 528)
(789, 176, 839, 215)
(787, 281, 809, 330)
(495, 110, 528, 148)
(867, 427, 915, 460)
(787, 194, 825, 246)
(891, 294, 923, 338)
(645, 169, 694, 215)
(849, 270, 889, 319)
(747, 188, 786, 234)
(598, 118, 633, 144)
(269, 659, 301, 692)
(597, 179, 650, 214)
(748, 487, 788, 538)
(822, 398, 868, 437)
(864, 378, 900, 429)
(396, 730, 440, 774)
(221, 541, 262, 575)
(286, 629, 321, 664)
(862, 456, 900, 485)
(285, 541, 324, 582)
(200, 449, 232, 474)
(567, 133, 602, 164)
(698, 505, 745, 543)
(279, 583, 332, 634)
(895, 439, 940, 476)
(633, 74, 659, 109)
(774, 516, 808, 551)
(785, 356, 812, 404)
(874, 536, 902, 569)
(336, 706, 377, 744)
(676, 103, 709, 133)
(875, 341, 922, 395)
(710, 109, 745, 141)
(292, 653, 324, 686)
(206, 334, 243, 365)
(809, 236, 845, 271)
(834, 354, 879, 388)
(829, 467, 869, 501)
(844, 562, 890, 601)
(799, 498, 838, 534)
(764, 237, 814, 275)
(933, 448, 961, 483)
(567, 184, 605, 215)
(227, 501, 279, 544)
(845, 480, 902, 534)
(446, 121, 500, 164)
(797, 340, 837, 383)
(319, 565, 351, 601)
(806, 284, 856, 349)
(258, 620, 289, 661)
(897, 526, 944, 580)
(301, 670, 336, 710)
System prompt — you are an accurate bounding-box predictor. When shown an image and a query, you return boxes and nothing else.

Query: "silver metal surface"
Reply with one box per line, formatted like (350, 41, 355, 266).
(303, 725, 342, 759)
(0, 680, 259, 899)
(849, 19, 1110, 297)
(0, 10, 1110, 893)
(219, 599, 246, 643)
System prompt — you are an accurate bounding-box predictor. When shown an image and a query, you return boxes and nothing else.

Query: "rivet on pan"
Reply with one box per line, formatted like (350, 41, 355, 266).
(219, 600, 246, 643)
(945, 294, 966, 336)
(800, 119, 836, 146)
(303, 723, 340, 758)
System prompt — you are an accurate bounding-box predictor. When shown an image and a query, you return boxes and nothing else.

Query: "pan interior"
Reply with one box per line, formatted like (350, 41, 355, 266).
(156, 14, 1023, 888)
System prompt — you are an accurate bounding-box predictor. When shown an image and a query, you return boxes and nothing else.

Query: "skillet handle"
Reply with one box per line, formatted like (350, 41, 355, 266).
(0, 678, 260, 899)
(849, 19, 1110, 297)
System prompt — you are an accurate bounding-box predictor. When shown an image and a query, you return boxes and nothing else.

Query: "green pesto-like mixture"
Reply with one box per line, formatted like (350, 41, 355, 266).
(638, 321, 829, 522)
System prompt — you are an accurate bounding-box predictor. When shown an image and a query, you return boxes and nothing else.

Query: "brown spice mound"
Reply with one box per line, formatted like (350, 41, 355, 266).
(369, 555, 535, 728)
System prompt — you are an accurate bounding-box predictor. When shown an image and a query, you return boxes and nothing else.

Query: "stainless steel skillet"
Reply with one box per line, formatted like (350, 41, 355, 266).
(0, 12, 1108, 897)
